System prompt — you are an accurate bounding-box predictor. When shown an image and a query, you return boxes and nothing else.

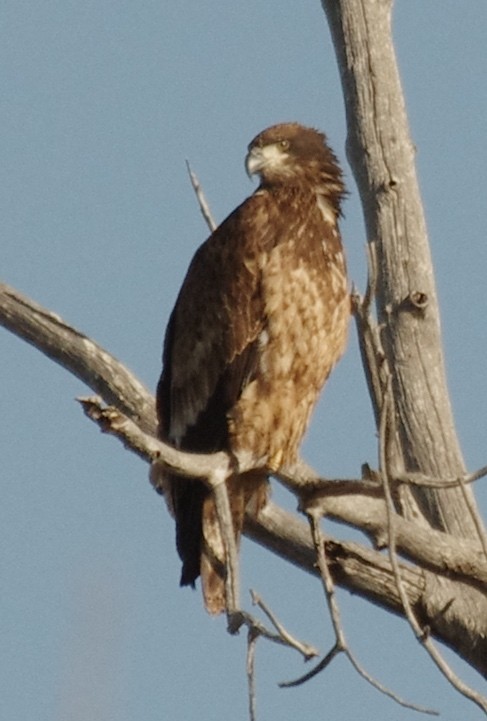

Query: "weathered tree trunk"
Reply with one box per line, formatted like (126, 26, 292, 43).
(321, 0, 486, 673)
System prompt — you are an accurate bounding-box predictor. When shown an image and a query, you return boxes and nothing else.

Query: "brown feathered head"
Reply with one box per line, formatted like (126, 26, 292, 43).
(245, 122, 345, 209)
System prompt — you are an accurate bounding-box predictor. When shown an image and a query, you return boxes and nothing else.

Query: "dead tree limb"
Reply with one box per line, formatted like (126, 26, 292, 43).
(1, 280, 486, 676)
(0, 283, 157, 434)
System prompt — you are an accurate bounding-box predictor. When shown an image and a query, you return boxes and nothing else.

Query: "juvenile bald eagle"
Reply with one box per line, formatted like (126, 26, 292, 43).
(156, 123, 349, 614)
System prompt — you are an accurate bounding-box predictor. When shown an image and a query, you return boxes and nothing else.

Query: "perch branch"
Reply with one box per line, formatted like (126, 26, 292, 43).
(1, 283, 486, 674)
(80, 394, 487, 588)
(78, 395, 230, 480)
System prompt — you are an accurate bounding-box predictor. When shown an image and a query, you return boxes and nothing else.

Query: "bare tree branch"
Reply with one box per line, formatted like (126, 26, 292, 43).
(250, 590, 318, 661)
(185, 160, 217, 232)
(304, 485, 487, 587)
(289, 510, 439, 717)
(379, 380, 487, 714)
(0, 283, 157, 434)
(78, 395, 229, 479)
(81, 394, 487, 589)
(246, 628, 258, 721)
(248, 505, 487, 677)
(1, 283, 485, 676)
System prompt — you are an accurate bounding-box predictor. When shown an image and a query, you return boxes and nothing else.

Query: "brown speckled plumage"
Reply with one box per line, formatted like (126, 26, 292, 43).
(156, 123, 349, 614)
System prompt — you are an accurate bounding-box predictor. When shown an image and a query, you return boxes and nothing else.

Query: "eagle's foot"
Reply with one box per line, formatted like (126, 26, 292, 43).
(267, 448, 284, 473)
(226, 609, 245, 635)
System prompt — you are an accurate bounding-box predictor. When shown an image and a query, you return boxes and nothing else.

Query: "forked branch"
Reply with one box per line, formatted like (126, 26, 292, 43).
(1, 283, 486, 678)
(283, 509, 439, 717)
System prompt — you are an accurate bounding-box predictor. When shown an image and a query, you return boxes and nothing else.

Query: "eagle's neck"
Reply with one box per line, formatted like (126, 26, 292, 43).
(258, 163, 344, 219)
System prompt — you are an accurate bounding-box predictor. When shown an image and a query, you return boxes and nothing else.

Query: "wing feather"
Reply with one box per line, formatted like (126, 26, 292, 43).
(156, 193, 276, 588)
(159, 193, 278, 448)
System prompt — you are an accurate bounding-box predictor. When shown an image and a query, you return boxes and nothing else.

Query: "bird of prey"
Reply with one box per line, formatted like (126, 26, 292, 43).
(155, 122, 349, 614)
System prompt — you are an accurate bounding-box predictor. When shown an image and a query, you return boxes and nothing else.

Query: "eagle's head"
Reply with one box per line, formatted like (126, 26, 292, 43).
(245, 122, 345, 209)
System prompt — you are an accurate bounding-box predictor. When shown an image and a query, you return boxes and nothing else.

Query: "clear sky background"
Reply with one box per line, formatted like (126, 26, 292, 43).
(2, 2, 486, 720)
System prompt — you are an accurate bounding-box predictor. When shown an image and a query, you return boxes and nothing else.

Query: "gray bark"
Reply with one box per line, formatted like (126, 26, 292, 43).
(321, 0, 486, 675)
(322, 0, 481, 537)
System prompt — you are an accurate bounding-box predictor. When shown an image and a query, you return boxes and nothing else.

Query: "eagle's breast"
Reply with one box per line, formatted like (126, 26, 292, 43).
(227, 191, 349, 472)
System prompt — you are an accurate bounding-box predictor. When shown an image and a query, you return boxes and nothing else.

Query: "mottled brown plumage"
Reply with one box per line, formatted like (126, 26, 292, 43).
(156, 123, 349, 614)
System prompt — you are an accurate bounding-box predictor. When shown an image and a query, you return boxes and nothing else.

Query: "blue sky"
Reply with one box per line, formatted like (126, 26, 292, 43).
(2, 2, 486, 720)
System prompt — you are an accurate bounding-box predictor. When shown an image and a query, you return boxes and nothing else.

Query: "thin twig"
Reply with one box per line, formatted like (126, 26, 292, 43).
(279, 644, 340, 688)
(351, 241, 384, 427)
(204, 466, 241, 619)
(250, 590, 318, 660)
(466, 464, 487, 484)
(229, 607, 318, 660)
(185, 160, 217, 232)
(457, 477, 487, 559)
(345, 648, 438, 716)
(397, 469, 487, 489)
(307, 513, 346, 649)
(379, 379, 487, 715)
(247, 628, 258, 721)
(363, 239, 378, 310)
(298, 510, 438, 715)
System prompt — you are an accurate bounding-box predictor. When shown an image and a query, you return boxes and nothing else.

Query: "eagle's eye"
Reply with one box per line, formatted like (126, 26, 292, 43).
(278, 139, 290, 150)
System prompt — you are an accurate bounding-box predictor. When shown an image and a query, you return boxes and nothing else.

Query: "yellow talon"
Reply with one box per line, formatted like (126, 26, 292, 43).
(267, 448, 284, 472)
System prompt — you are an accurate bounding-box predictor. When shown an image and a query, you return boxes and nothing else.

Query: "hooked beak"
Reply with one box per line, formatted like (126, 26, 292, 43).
(245, 146, 264, 179)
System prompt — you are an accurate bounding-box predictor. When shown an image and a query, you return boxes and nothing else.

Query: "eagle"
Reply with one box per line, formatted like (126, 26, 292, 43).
(155, 122, 349, 614)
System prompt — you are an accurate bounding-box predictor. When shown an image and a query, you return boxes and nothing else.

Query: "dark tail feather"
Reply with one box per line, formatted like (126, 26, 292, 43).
(173, 478, 209, 588)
